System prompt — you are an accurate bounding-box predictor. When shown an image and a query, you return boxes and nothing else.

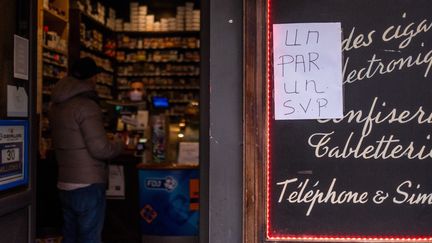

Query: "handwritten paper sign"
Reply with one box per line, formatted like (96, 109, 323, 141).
(273, 23, 343, 120)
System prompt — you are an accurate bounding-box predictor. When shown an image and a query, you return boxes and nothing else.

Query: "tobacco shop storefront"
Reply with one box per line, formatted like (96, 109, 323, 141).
(244, 0, 432, 242)
(1, 0, 432, 242)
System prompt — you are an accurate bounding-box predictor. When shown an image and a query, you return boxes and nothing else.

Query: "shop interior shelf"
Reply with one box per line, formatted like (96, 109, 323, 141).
(96, 82, 114, 87)
(43, 45, 68, 56)
(117, 74, 199, 78)
(43, 59, 68, 68)
(116, 47, 200, 51)
(80, 45, 116, 61)
(43, 74, 62, 80)
(118, 30, 200, 36)
(79, 10, 115, 33)
(117, 60, 200, 64)
(145, 85, 200, 90)
(43, 8, 68, 23)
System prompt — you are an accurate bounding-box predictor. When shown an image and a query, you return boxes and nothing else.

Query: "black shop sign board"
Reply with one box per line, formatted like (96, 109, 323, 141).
(267, 0, 432, 241)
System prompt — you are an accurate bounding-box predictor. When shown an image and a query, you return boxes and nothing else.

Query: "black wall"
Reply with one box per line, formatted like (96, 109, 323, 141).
(268, 0, 432, 238)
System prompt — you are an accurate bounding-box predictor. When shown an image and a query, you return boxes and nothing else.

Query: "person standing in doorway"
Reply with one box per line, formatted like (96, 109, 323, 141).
(49, 57, 123, 243)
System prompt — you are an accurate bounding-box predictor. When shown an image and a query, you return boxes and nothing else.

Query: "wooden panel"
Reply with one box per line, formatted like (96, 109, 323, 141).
(243, 0, 267, 242)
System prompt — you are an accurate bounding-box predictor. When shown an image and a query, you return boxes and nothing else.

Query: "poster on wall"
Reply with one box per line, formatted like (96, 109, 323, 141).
(13, 35, 29, 80)
(7, 85, 28, 117)
(0, 120, 28, 191)
(267, 0, 432, 241)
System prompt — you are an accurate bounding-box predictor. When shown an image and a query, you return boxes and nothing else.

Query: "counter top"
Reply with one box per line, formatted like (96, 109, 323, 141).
(136, 162, 199, 170)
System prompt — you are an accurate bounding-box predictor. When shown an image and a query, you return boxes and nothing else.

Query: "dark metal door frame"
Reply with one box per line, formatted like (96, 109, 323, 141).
(0, 0, 37, 241)
(200, 0, 244, 242)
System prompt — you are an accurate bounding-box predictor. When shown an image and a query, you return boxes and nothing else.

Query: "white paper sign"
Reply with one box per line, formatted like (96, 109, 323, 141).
(137, 110, 149, 129)
(13, 35, 29, 80)
(106, 165, 125, 199)
(273, 23, 343, 120)
(7, 85, 28, 117)
(177, 142, 199, 164)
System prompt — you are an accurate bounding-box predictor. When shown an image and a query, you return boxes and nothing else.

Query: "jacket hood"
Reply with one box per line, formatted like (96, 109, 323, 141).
(51, 76, 95, 104)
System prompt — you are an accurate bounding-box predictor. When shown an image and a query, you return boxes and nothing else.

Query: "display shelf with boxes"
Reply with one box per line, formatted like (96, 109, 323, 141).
(75, 0, 117, 31)
(115, 15, 200, 103)
(37, 0, 70, 158)
(114, 4, 201, 108)
(116, 63, 200, 77)
(117, 35, 200, 49)
(43, 0, 202, 163)
(69, 0, 119, 134)
(116, 49, 200, 63)
(42, 0, 69, 23)
(116, 2, 200, 32)
(70, 0, 118, 100)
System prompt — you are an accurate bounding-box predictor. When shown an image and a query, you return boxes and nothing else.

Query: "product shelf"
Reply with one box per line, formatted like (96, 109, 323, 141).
(117, 60, 200, 64)
(42, 59, 68, 68)
(116, 47, 200, 51)
(43, 45, 68, 55)
(117, 74, 199, 78)
(80, 11, 115, 33)
(118, 31, 200, 36)
(43, 8, 68, 23)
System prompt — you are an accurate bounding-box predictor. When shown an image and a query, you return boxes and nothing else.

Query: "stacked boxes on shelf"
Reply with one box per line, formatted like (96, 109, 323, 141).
(77, 0, 116, 31)
(39, 0, 70, 158)
(43, 27, 68, 52)
(43, 0, 67, 18)
(117, 36, 200, 49)
(117, 50, 199, 63)
(85, 0, 105, 24)
(117, 63, 199, 77)
(80, 51, 114, 72)
(185, 2, 200, 31)
(106, 8, 117, 30)
(80, 23, 104, 51)
(75, 1, 200, 33)
(121, 2, 200, 32)
(115, 19, 124, 32)
(176, 7, 185, 31)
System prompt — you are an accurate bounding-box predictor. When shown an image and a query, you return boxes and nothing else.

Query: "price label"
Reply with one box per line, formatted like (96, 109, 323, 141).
(2, 148, 20, 163)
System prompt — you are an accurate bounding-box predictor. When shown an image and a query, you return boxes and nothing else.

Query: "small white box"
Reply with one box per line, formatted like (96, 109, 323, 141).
(146, 15, 155, 22)
(139, 6, 147, 14)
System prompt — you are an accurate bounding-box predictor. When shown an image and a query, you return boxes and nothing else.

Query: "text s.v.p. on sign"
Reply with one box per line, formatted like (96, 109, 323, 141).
(273, 22, 344, 120)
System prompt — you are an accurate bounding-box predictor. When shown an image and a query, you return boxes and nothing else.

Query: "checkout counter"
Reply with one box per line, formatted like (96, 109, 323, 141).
(137, 162, 199, 243)
(104, 97, 199, 243)
(103, 82, 199, 243)
(104, 149, 199, 243)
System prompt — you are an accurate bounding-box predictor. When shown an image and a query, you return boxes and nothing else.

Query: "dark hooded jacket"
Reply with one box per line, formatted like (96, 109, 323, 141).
(49, 76, 122, 184)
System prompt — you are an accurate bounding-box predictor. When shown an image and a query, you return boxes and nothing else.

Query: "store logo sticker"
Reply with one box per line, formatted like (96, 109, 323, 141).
(145, 176, 177, 191)
(140, 204, 158, 224)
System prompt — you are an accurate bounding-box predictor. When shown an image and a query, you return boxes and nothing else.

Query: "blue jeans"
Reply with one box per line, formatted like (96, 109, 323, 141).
(59, 184, 106, 243)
